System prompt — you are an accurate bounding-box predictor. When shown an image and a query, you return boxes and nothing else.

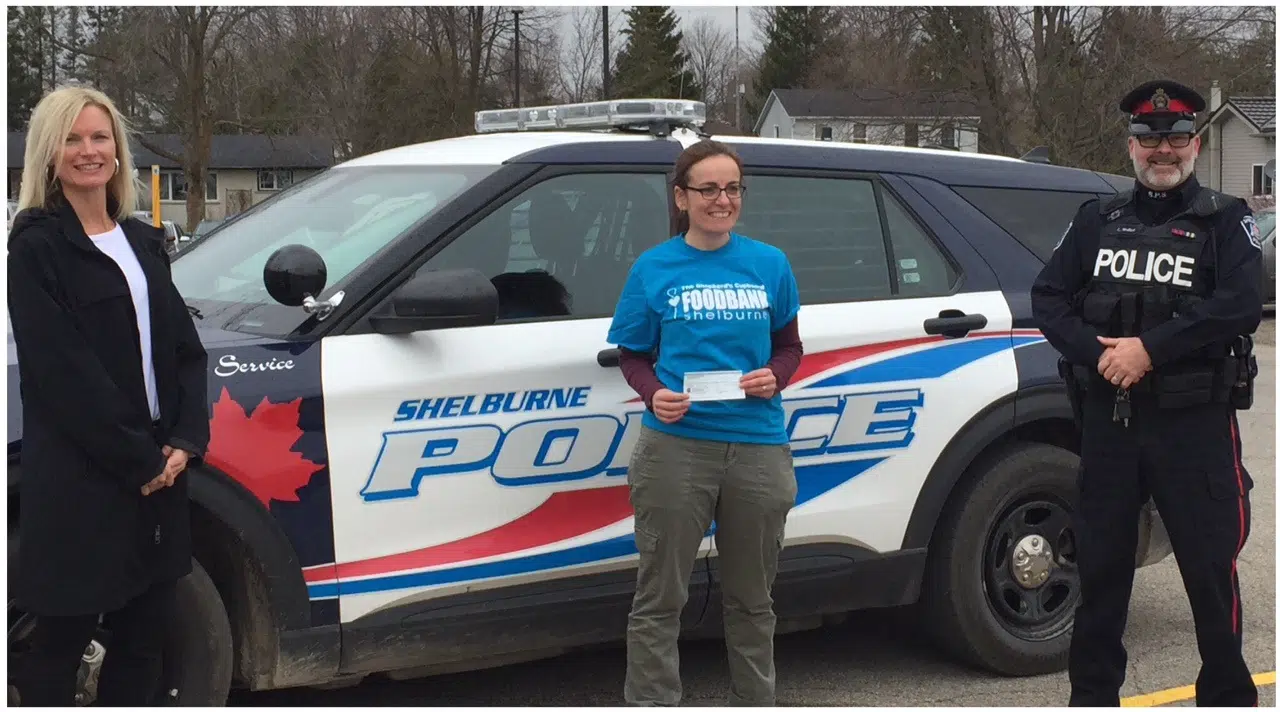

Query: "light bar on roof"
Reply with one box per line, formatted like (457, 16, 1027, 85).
(475, 99, 706, 134)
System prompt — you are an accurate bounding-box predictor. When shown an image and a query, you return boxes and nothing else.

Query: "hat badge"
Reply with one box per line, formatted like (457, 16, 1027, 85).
(1151, 88, 1169, 110)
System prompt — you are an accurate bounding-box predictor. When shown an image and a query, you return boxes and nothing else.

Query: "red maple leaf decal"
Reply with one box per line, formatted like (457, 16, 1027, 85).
(205, 387, 324, 506)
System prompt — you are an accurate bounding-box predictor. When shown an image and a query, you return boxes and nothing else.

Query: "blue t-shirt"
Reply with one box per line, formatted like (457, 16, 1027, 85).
(607, 232, 801, 445)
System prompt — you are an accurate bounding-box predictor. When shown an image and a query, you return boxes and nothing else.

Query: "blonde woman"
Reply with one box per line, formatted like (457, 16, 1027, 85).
(8, 85, 208, 706)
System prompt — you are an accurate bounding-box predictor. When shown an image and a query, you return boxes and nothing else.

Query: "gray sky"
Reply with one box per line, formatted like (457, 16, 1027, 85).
(556, 5, 764, 55)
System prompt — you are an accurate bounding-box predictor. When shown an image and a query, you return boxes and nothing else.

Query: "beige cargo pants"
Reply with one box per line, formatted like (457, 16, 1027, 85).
(623, 425, 797, 706)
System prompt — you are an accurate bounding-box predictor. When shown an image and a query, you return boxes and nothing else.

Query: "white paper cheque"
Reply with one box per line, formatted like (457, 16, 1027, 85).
(682, 370, 746, 402)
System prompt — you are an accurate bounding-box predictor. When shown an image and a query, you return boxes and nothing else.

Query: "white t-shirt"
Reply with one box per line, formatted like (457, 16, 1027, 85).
(88, 224, 160, 420)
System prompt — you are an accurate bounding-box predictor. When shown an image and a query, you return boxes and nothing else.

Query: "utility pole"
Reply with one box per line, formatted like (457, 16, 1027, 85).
(735, 6, 741, 132)
(513, 9, 523, 108)
(601, 6, 610, 100)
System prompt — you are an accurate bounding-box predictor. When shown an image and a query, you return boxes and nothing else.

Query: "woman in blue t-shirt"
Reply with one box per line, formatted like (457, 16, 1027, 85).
(607, 140, 803, 706)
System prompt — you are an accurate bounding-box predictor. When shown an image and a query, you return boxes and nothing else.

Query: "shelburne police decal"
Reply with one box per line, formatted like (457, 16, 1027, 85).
(1243, 215, 1261, 250)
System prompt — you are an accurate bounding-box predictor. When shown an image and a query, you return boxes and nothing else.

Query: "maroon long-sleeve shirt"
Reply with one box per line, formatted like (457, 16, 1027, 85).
(618, 317, 804, 409)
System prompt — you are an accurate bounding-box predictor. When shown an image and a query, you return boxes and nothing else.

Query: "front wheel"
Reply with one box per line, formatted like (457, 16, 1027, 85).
(920, 442, 1082, 676)
(8, 549, 234, 706)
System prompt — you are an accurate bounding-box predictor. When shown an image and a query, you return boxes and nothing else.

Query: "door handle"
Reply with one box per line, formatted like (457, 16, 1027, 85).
(597, 347, 620, 368)
(923, 309, 987, 339)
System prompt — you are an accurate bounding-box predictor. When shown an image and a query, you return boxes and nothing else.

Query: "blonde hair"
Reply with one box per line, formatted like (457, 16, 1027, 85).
(17, 84, 139, 220)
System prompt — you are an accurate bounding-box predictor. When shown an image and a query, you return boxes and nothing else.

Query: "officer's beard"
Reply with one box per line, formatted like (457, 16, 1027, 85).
(1134, 152, 1195, 192)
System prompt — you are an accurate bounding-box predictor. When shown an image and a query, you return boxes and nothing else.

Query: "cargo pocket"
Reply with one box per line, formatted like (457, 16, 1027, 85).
(1205, 466, 1251, 501)
(69, 278, 131, 315)
(634, 524, 659, 554)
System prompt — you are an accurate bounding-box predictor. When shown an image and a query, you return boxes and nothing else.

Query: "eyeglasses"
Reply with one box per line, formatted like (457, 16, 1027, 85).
(1136, 133, 1192, 149)
(682, 183, 745, 200)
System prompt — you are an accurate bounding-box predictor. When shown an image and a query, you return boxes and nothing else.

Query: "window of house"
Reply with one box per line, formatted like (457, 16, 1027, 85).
(773, 125, 780, 138)
(259, 169, 295, 191)
(422, 172, 670, 320)
(954, 186, 1097, 262)
(940, 123, 956, 148)
(1253, 164, 1275, 196)
(158, 170, 217, 201)
(904, 123, 919, 147)
(819, 125, 833, 141)
(734, 175, 958, 303)
(853, 123, 867, 143)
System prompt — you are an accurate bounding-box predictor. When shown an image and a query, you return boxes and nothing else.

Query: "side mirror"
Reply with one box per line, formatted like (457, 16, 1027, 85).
(369, 268, 498, 335)
(264, 244, 327, 307)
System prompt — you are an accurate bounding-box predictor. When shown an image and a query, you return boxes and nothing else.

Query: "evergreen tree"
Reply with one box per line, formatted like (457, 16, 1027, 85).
(59, 7, 84, 81)
(747, 7, 835, 125)
(8, 8, 47, 129)
(612, 6, 700, 100)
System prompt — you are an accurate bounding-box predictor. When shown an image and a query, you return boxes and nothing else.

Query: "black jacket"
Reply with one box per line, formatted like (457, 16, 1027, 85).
(8, 202, 209, 616)
(1030, 176, 1262, 370)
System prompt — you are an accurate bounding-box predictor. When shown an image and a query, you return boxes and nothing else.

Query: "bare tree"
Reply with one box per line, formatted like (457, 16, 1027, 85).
(682, 17, 736, 122)
(557, 7, 602, 102)
(127, 7, 256, 230)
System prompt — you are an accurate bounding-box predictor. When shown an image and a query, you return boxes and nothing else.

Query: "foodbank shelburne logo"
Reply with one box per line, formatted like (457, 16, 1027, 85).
(669, 282, 770, 322)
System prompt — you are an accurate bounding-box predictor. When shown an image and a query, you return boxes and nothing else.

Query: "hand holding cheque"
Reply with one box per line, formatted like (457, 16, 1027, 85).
(654, 368, 777, 424)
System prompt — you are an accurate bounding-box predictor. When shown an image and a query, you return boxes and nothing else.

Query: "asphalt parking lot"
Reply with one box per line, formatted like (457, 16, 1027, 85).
(237, 319, 1275, 707)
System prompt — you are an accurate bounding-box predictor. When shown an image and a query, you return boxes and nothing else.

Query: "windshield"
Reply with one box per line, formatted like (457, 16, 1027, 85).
(171, 164, 497, 335)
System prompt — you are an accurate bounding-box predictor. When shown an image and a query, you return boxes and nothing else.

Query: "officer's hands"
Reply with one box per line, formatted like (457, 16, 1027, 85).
(651, 388, 691, 424)
(1096, 336, 1153, 389)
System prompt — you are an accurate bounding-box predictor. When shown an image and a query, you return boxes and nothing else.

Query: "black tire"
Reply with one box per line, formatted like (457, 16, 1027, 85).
(166, 560, 234, 706)
(920, 441, 1081, 676)
(8, 530, 234, 706)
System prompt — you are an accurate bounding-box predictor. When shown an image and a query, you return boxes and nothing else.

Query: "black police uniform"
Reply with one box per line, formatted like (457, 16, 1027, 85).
(1031, 80, 1263, 707)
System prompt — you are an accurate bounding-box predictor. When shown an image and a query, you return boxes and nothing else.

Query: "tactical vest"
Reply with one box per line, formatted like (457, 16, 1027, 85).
(1075, 186, 1235, 407)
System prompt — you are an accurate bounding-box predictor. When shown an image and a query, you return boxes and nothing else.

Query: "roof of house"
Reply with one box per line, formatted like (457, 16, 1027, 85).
(1232, 97, 1275, 131)
(8, 132, 336, 170)
(1197, 96, 1275, 136)
(754, 88, 980, 134)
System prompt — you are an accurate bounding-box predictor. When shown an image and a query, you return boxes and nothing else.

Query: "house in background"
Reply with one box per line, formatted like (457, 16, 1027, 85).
(752, 88, 981, 152)
(1196, 81, 1275, 199)
(8, 132, 336, 224)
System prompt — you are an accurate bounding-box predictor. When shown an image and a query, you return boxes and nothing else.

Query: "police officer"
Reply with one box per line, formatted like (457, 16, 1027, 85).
(1031, 79, 1262, 707)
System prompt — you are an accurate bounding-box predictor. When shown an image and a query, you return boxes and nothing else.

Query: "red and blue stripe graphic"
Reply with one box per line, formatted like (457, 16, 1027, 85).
(307, 330, 1043, 600)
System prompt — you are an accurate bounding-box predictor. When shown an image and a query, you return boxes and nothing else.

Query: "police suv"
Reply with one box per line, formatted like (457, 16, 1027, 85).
(7, 99, 1174, 705)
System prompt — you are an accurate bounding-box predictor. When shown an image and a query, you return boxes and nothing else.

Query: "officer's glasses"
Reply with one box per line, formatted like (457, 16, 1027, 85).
(683, 183, 745, 200)
(1136, 133, 1193, 149)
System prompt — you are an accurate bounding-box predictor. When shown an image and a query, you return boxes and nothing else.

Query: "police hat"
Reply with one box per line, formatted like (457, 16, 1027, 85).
(1119, 80, 1205, 136)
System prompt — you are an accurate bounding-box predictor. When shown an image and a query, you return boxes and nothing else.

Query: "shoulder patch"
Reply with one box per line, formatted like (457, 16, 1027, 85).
(1054, 220, 1072, 251)
(1242, 214, 1262, 250)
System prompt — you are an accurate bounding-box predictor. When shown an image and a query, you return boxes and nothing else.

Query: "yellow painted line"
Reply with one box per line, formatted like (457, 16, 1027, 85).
(1120, 670, 1276, 707)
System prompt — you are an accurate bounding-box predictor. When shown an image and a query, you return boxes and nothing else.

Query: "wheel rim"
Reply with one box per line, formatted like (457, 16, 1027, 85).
(7, 599, 177, 706)
(982, 493, 1080, 641)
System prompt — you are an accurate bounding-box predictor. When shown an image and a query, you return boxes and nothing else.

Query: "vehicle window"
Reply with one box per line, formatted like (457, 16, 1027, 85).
(423, 172, 670, 320)
(736, 176, 891, 302)
(735, 175, 957, 303)
(953, 186, 1096, 262)
(881, 189, 959, 297)
(170, 165, 496, 334)
(1254, 210, 1275, 239)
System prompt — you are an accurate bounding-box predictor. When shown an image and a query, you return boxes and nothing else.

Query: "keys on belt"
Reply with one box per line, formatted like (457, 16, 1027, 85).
(1113, 389, 1131, 427)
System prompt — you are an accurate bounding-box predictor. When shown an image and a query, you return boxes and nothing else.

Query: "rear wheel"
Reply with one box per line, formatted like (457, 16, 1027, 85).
(8, 531, 234, 706)
(920, 442, 1081, 676)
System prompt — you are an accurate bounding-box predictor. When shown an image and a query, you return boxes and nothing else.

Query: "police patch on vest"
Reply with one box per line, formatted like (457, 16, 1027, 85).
(1117, 226, 1138, 234)
(1093, 248, 1195, 287)
(1242, 215, 1261, 249)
